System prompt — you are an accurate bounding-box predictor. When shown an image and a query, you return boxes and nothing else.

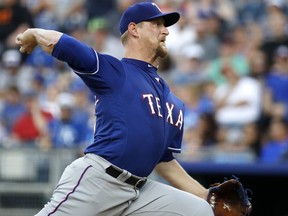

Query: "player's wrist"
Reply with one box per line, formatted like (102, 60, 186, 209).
(203, 188, 209, 200)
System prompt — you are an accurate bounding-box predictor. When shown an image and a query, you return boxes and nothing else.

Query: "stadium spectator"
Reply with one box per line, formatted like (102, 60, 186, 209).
(263, 45, 288, 122)
(212, 61, 262, 126)
(169, 43, 208, 85)
(192, 11, 221, 61)
(62, 0, 116, 28)
(0, 49, 34, 94)
(69, 78, 94, 146)
(0, 0, 33, 53)
(212, 122, 258, 163)
(87, 17, 124, 59)
(49, 92, 86, 148)
(11, 90, 53, 149)
(0, 85, 25, 134)
(23, 0, 58, 30)
(165, 8, 197, 64)
(207, 35, 250, 86)
(260, 117, 288, 163)
(260, 3, 288, 68)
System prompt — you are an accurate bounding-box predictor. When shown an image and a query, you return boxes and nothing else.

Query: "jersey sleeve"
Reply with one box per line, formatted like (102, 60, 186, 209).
(168, 132, 183, 153)
(52, 34, 98, 72)
(159, 105, 184, 162)
(52, 34, 125, 95)
(159, 150, 174, 162)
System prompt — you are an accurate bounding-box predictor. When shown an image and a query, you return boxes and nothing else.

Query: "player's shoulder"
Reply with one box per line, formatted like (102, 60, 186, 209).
(98, 53, 122, 64)
(168, 90, 185, 108)
(97, 53, 125, 72)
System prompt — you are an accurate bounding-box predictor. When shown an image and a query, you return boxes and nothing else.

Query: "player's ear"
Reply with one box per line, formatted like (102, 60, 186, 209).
(127, 22, 139, 37)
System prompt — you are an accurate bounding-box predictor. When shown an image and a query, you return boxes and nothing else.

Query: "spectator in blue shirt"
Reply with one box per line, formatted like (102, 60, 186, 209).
(49, 92, 87, 148)
(260, 118, 288, 163)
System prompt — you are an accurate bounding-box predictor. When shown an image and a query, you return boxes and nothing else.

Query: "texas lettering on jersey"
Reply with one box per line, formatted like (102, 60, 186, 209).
(143, 93, 183, 130)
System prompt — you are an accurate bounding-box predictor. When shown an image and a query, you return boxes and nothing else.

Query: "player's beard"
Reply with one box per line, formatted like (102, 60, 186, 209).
(156, 43, 168, 58)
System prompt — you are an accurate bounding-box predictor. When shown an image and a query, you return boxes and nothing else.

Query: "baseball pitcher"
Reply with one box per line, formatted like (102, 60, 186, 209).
(16, 2, 215, 216)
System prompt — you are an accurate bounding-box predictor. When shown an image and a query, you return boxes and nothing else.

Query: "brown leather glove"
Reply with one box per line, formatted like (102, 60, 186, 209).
(207, 178, 252, 216)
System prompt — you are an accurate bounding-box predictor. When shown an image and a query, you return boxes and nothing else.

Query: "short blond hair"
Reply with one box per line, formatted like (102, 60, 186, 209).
(120, 22, 143, 45)
(120, 31, 128, 45)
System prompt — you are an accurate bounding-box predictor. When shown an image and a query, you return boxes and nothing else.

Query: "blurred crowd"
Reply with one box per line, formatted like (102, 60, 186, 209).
(1, 0, 288, 164)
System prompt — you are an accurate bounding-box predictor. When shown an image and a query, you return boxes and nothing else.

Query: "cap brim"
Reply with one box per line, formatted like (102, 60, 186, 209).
(146, 12, 180, 27)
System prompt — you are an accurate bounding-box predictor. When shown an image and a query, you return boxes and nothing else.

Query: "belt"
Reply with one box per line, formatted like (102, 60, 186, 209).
(105, 165, 147, 190)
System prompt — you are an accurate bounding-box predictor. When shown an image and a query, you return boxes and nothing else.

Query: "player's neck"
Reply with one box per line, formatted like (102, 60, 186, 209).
(124, 49, 159, 68)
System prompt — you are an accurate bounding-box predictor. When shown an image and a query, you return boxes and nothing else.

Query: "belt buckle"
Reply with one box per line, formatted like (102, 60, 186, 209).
(134, 178, 147, 190)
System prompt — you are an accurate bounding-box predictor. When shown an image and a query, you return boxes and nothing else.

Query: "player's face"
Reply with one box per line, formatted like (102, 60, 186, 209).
(139, 18, 169, 58)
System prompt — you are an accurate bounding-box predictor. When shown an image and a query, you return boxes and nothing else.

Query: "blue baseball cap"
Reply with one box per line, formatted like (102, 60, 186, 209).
(119, 2, 180, 35)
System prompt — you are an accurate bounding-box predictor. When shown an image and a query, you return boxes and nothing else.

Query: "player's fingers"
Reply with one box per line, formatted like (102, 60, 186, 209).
(15, 34, 23, 45)
(19, 46, 27, 53)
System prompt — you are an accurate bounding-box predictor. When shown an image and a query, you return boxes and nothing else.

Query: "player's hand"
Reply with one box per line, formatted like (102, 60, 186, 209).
(15, 28, 38, 54)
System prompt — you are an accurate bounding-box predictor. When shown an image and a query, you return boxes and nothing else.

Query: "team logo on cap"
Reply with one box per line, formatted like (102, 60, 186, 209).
(152, 3, 162, 12)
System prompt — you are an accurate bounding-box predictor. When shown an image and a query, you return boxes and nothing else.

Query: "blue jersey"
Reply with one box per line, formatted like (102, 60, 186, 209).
(53, 34, 184, 177)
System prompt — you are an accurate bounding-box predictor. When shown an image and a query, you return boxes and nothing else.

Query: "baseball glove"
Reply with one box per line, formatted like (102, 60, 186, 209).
(207, 178, 252, 216)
